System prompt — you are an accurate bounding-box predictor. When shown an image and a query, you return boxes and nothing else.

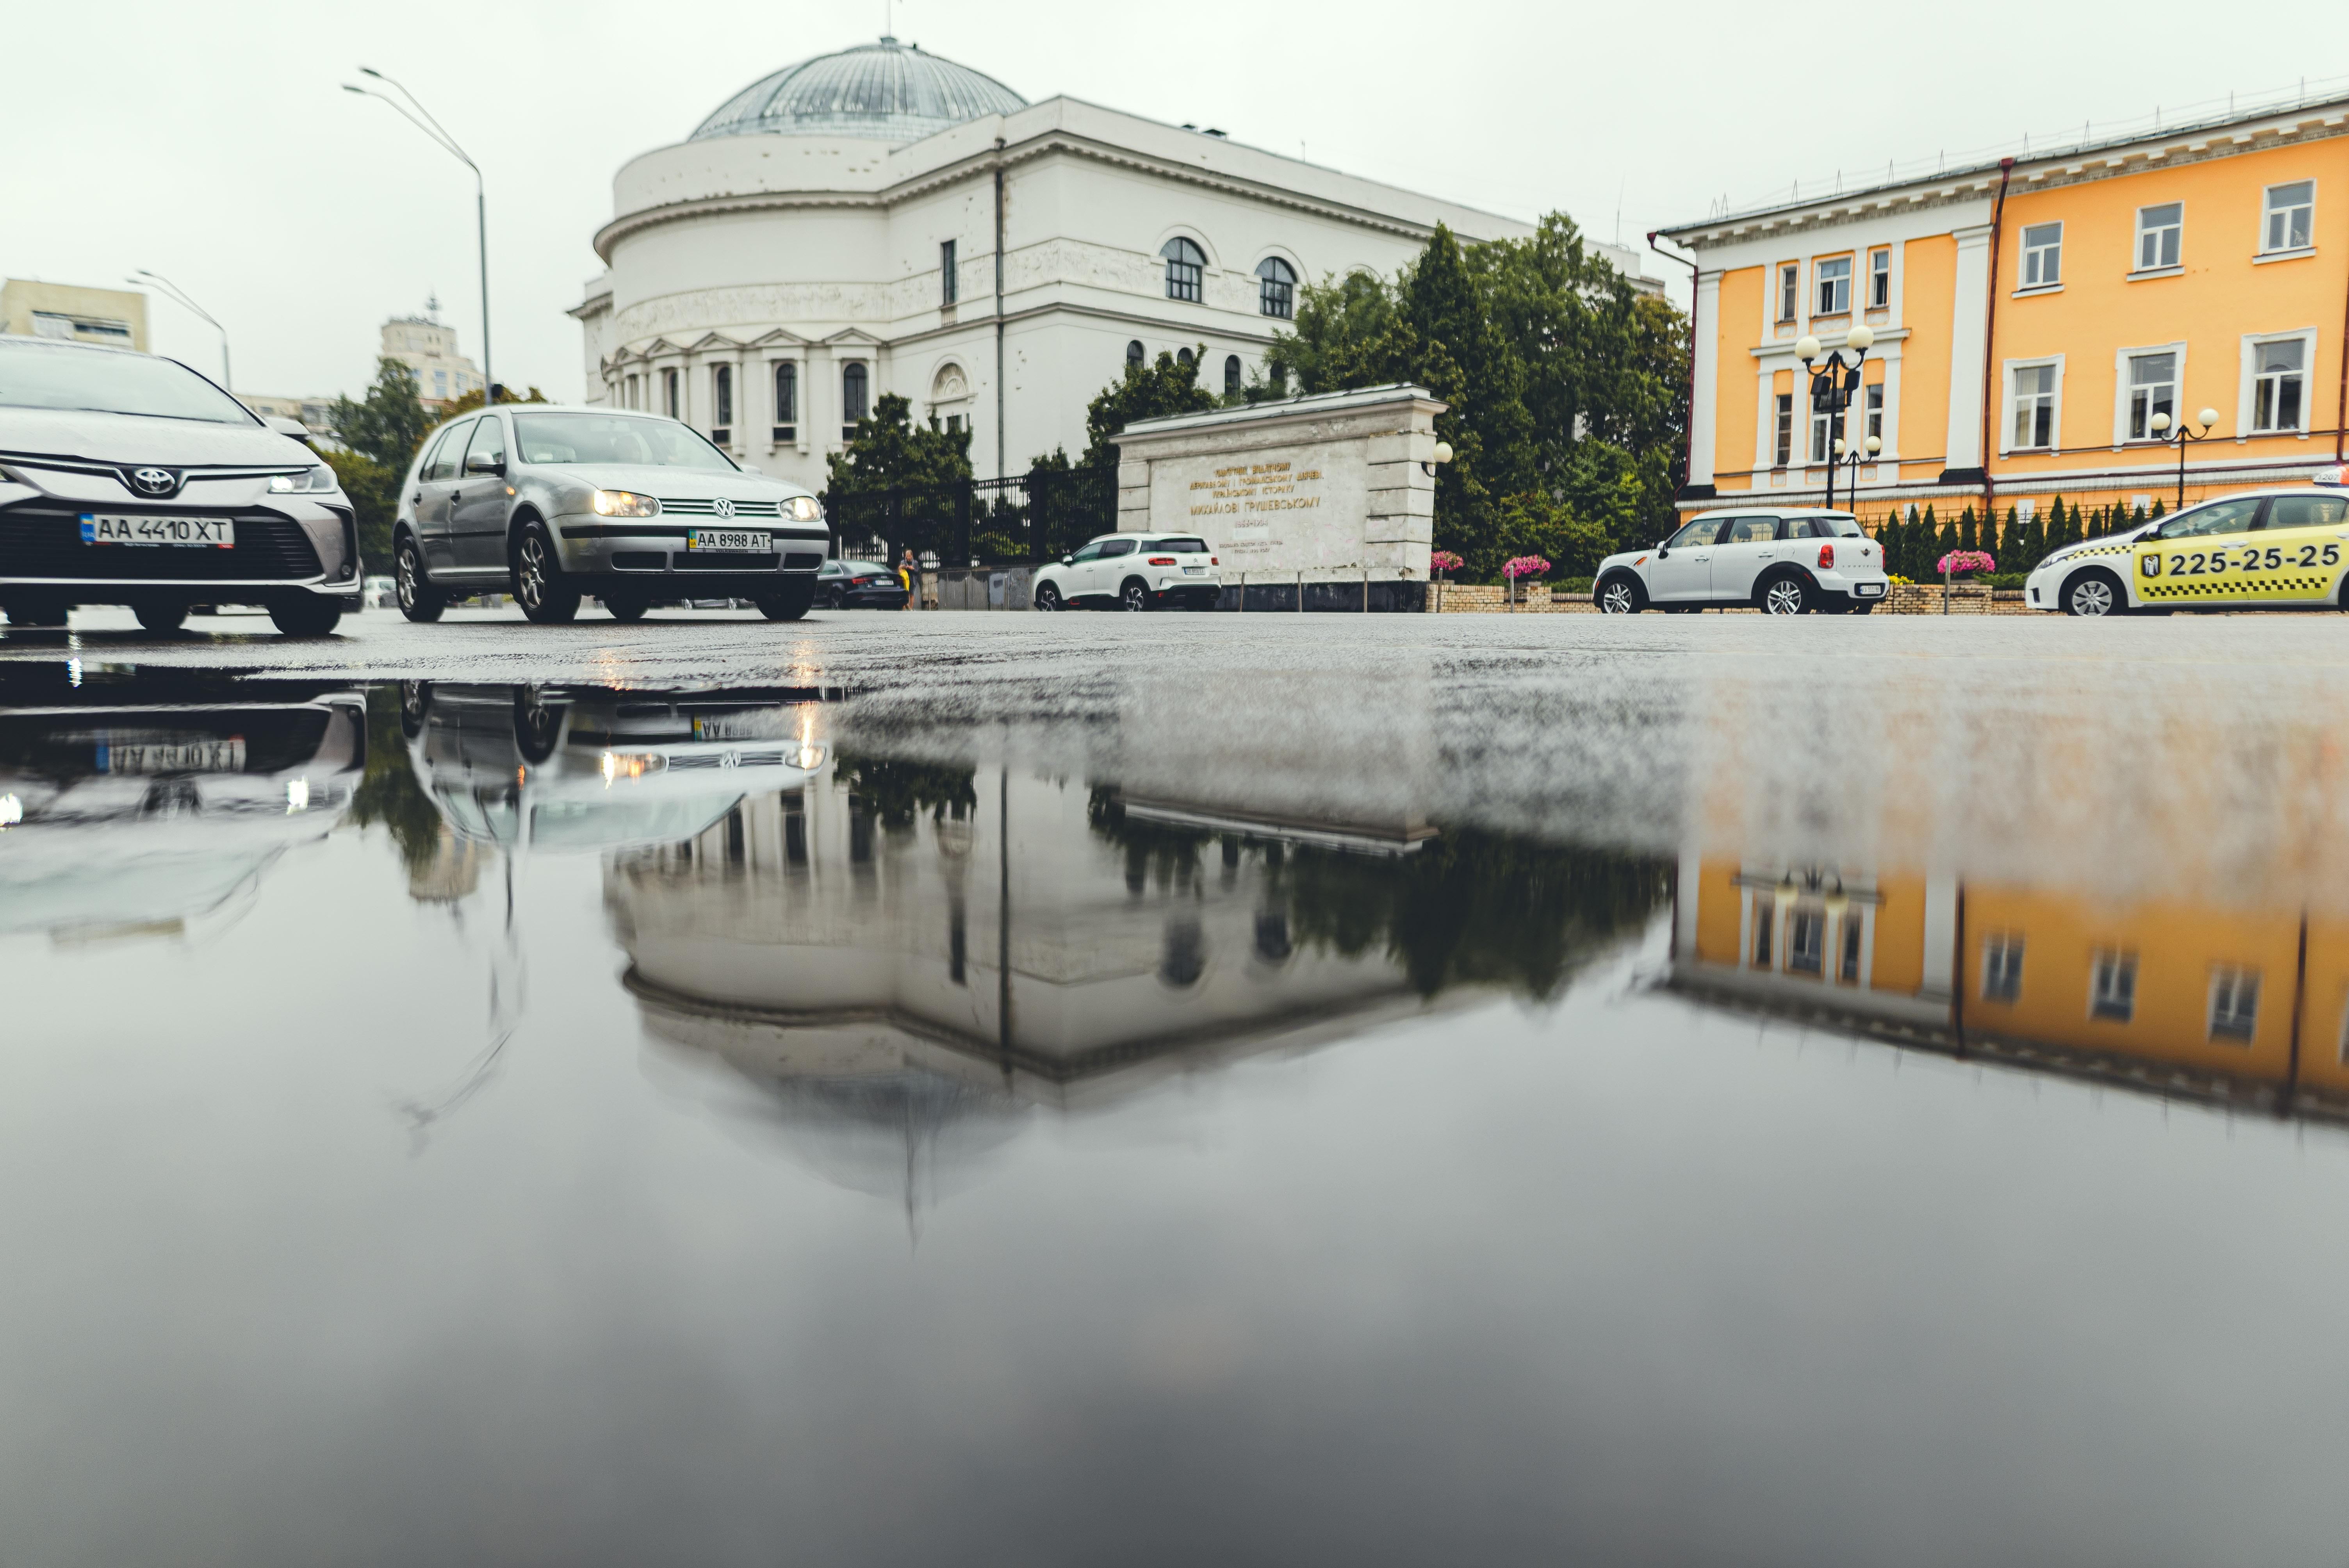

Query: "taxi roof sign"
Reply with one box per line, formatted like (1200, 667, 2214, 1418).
(2317, 465, 2348, 487)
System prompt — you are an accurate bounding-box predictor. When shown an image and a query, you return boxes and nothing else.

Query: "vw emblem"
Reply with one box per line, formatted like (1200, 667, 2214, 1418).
(129, 467, 178, 497)
(712, 497, 735, 519)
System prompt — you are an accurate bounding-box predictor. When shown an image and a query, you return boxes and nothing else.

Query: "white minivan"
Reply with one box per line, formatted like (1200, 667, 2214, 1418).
(1593, 508, 1890, 614)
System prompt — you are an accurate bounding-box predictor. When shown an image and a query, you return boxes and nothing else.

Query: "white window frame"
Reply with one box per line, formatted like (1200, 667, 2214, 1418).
(1981, 933, 2024, 1003)
(1808, 392, 1833, 465)
(1777, 264, 1799, 324)
(2238, 328, 2317, 436)
(2261, 180, 2316, 257)
(1773, 390, 1794, 468)
(2000, 354, 2065, 454)
(2112, 341, 2187, 446)
(1867, 248, 1891, 310)
(1865, 382, 1885, 442)
(2090, 949, 2137, 1022)
(2018, 221, 2063, 290)
(2133, 201, 2183, 274)
(2208, 965, 2260, 1044)
(1814, 255, 1852, 316)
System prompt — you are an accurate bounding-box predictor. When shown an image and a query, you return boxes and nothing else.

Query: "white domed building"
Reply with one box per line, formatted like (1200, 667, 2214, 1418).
(572, 37, 1649, 489)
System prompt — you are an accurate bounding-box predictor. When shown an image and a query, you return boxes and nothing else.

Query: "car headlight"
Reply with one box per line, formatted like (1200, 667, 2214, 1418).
(267, 466, 338, 493)
(784, 494, 823, 523)
(592, 490, 660, 518)
(600, 750, 667, 782)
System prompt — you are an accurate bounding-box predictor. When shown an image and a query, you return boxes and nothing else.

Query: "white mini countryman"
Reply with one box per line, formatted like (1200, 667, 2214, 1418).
(1593, 508, 1890, 614)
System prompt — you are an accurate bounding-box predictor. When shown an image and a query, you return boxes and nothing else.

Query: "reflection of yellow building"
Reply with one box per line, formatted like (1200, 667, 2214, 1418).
(1660, 88, 2347, 520)
(1674, 854, 2349, 1116)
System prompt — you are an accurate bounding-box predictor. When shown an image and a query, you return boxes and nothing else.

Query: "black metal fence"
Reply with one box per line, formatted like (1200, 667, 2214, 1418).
(823, 465, 1118, 567)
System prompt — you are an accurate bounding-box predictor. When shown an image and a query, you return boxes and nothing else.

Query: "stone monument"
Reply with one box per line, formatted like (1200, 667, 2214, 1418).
(1112, 384, 1445, 611)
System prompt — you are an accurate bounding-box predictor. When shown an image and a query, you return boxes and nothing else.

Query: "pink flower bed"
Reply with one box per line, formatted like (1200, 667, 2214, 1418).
(1501, 555, 1551, 580)
(1937, 550, 1996, 577)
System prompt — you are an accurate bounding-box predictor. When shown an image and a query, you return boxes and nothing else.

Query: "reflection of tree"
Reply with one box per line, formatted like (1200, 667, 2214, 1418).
(348, 686, 442, 872)
(1283, 832, 1667, 999)
(1087, 788, 1208, 895)
(834, 755, 978, 830)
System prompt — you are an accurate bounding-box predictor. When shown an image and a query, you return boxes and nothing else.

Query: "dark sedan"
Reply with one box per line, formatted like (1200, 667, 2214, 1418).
(817, 559, 909, 609)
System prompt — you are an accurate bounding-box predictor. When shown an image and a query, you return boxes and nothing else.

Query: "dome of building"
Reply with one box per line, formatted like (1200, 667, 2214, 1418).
(690, 37, 1027, 145)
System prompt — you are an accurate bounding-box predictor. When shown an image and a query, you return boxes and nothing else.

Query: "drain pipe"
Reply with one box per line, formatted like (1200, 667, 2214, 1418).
(994, 137, 1007, 481)
(2335, 247, 2349, 462)
(1647, 232, 1702, 497)
(1976, 158, 2016, 521)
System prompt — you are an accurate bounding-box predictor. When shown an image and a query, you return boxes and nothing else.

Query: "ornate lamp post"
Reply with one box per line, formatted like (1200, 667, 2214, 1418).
(1797, 325, 1875, 512)
(1832, 433, 1883, 503)
(2148, 406, 2221, 511)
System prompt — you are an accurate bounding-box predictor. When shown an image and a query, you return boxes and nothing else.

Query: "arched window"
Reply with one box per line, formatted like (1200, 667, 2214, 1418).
(711, 363, 733, 443)
(1126, 340, 1145, 371)
(1224, 354, 1241, 396)
(1161, 237, 1206, 303)
(1176, 347, 1195, 367)
(772, 360, 797, 440)
(662, 369, 679, 418)
(841, 361, 868, 436)
(1256, 257, 1296, 318)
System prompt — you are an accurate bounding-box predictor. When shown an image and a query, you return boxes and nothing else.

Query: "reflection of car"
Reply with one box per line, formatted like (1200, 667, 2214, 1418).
(390, 406, 827, 628)
(1032, 533, 1220, 611)
(816, 558, 909, 609)
(1594, 508, 1889, 614)
(403, 682, 831, 853)
(0, 337, 358, 636)
(2025, 475, 2349, 616)
(360, 575, 397, 609)
(0, 671, 365, 935)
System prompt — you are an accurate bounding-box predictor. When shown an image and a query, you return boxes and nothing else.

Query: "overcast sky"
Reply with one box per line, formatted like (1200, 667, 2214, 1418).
(4, 0, 2339, 404)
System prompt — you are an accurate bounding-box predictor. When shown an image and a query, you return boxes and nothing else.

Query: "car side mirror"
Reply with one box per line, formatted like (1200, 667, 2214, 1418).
(1060, 556, 1073, 566)
(464, 454, 504, 476)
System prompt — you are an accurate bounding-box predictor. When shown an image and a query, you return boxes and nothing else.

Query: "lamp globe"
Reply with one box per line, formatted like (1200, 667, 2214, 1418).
(1847, 324, 1875, 351)
(2198, 407, 2220, 429)
(1431, 440, 1453, 465)
(1796, 335, 1822, 360)
(2149, 412, 2172, 434)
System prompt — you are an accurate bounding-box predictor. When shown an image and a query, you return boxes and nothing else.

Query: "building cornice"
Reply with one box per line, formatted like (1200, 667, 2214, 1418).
(592, 130, 1457, 263)
(1663, 102, 2349, 250)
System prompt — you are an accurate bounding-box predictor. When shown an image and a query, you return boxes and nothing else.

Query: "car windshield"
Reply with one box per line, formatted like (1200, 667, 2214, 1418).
(509, 413, 738, 471)
(0, 340, 254, 425)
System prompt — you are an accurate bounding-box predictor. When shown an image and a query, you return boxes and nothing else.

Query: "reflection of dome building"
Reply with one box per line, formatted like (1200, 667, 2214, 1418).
(572, 37, 1649, 490)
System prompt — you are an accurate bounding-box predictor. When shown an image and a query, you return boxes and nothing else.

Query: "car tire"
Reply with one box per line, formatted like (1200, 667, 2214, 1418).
(602, 592, 649, 623)
(135, 603, 189, 633)
(399, 680, 433, 740)
(512, 521, 580, 624)
(1597, 574, 1645, 614)
(394, 531, 443, 623)
(269, 597, 343, 637)
(513, 688, 563, 763)
(2061, 568, 2123, 617)
(825, 587, 848, 610)
(1121, 578, 1151, 611)
(1758, 572, 1812, 615)
(1035, 582, 1064, 612)
(755, 581, 817, 622)
(4, 597, 70, 628)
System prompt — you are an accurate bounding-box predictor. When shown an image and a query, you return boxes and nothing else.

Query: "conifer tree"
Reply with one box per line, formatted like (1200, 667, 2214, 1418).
(1909, 505, 1934, 578)
(1942, 507, 1965, 564)
(1959, 508, 1978, 553)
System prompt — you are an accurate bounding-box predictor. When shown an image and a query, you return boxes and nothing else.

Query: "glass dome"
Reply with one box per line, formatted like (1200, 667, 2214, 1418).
(690, 37, 1027, 144)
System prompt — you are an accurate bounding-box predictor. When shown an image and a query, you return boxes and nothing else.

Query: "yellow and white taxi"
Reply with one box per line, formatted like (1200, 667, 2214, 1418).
(2028, 468, 2349, 615)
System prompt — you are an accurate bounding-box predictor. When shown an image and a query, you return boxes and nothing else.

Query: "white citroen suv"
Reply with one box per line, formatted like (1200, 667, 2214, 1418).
(1593, 508, 1889, 614)
(1032, 532, 1221, 611)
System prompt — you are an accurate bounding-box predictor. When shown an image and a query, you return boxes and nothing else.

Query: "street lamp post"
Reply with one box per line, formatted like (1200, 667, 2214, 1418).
(1833, 433, 1884, 502)
(344, 69, 493, 404)
(1797, 325, 1876, 513)
(2148, 406, 2221, 511)
(130, 270, 229, 390)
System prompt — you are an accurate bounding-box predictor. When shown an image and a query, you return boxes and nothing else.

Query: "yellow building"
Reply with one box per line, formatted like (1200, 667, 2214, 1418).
(0, 279, 148, 352)
(1658, 89, 2348, 523)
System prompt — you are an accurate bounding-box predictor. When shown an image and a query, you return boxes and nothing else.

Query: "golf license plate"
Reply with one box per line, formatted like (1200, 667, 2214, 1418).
(81, 513, 233, 547)
(687, 529, 770, 552)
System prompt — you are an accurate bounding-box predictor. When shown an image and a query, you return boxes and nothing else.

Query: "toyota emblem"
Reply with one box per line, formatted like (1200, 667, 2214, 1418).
(713, 497, 735, 519)
(129, 467, 178, 497)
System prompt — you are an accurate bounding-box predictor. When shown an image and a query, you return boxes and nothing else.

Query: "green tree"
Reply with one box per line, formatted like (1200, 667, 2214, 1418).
(1959, 506, 1978, 553)
(1082, 348, 1218, 469)
(826, 391, 974, 555)
(325, 358, 430, 574)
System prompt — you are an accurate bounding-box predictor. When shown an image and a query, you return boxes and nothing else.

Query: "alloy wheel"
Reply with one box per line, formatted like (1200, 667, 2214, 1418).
(1764, 579, 1807, 615)
(1123, 583, 1148, 611)
(1600, 581, 1636, 614)
(1035, 585, 1062, 611)
(518, 537, 548, 611)
(2068, 577, 2116, 616)
(396, 543, 419, 610)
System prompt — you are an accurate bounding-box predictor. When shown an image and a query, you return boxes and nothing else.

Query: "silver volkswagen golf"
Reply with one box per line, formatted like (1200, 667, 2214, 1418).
(394, 406, 828, 624)
(0, 337, 358, 635)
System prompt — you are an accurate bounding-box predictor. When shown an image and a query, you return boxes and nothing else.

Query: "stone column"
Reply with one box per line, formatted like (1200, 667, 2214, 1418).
(1688, 269, 1722, 490)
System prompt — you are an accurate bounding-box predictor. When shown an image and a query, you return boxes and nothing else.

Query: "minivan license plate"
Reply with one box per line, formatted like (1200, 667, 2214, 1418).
(81, 514, 233, 547)
(687, 529, 769, 552)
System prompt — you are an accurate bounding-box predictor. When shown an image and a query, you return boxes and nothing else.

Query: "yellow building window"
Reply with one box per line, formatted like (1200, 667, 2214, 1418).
(1982, 934, 2024, 1002)
(2091, 950, 2137, 1021)
(2135, 203, 2183, 271)
(2263, 181, 2314, 254)
(1814, 256, 1852, 315)
(2209, 967, 2259, 1043)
